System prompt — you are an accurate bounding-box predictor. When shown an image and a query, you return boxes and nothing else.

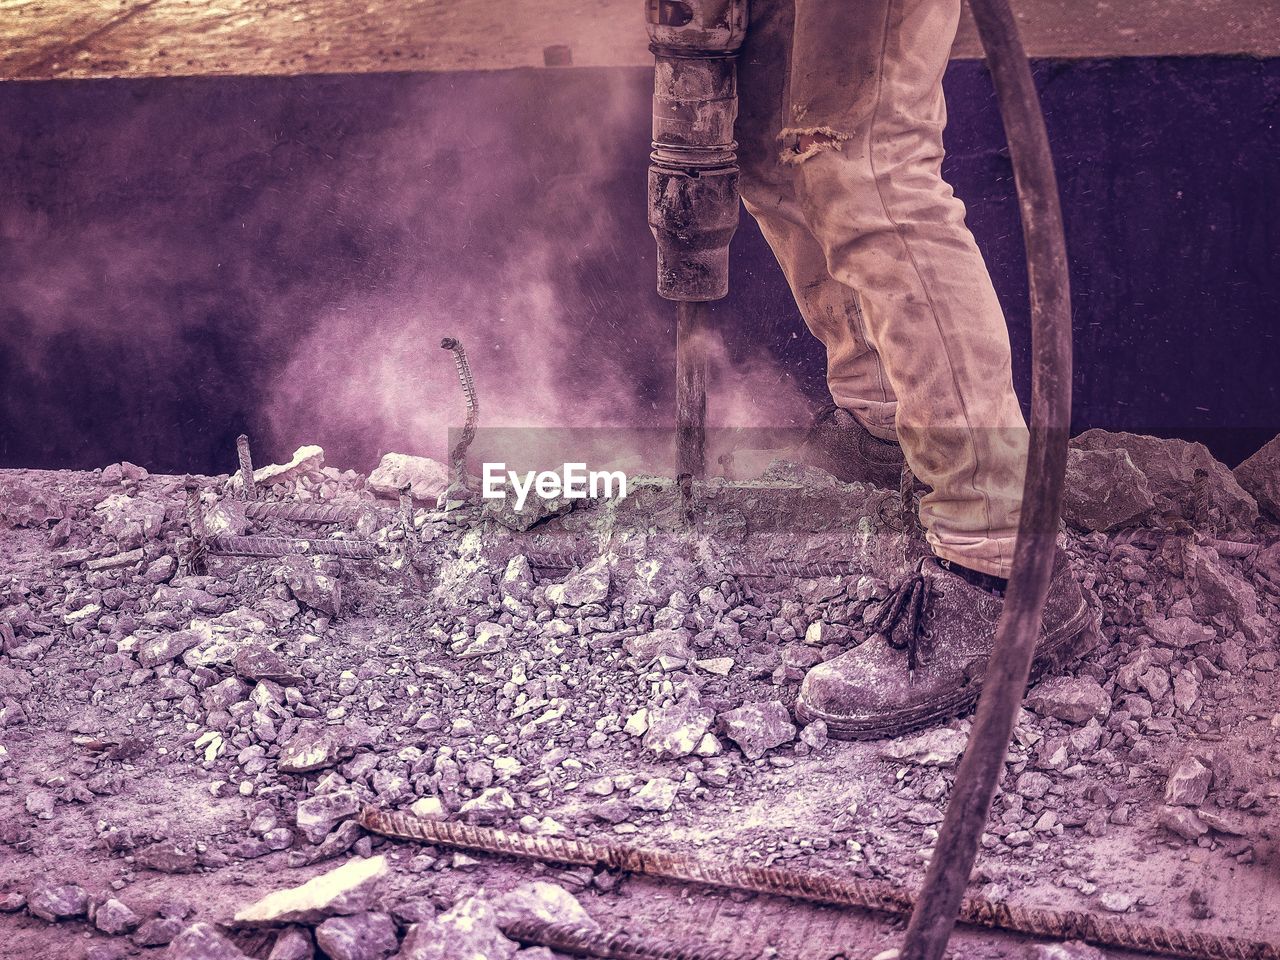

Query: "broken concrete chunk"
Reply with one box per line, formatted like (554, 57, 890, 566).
(94, 898, 142, 935)
(409, 796, 447, 820)
(1024, 677, 1111, 724)
(396, 896, 518, 960)
(295, 788, 362, 844)
(1186, 545, 1259, 632)
(1196, 808, 1251, 836)
(1146, 615, 1215, 649)
(642, 702, 716, 759)
(26, 882, 89, 921)
(136, 628, 207, 669)
(482, 489, 573, 532)
(624, 629, 693, 662)
(266, 927, 314, 960)
(492, 881, 598, 935)
(719, 700, 797, 760)
(0, 480, 64, 528)
(1062, 447, 1155, 532)
(1027, 941, 1109, 960)
(458, 787, 516, 824)
(279, 724, 355, 774)
(279, 557, 342, 617)
(134, 916, 185, 947)
(135, 839, 199, 874)
(235, 856, 387, 926)
(1158, 805, 1209, 841)
(314, 911, 398, 960)
(452, 621, 510, 658)
(246, 445, 325, 489)
(367, 453, 449, 503)
(165, 922, 251, 959)
(204, 499, 248, 537)
(1164, 756, 1213, 806)
(233, 645, 297, 684)
(630, 776, 679, 812)
(881, 725, 968, 767)
(96, 493, 167, 548)
(144, 554, 178, 584)
(544, 556, 610, 607)
(1233, 433, 1280, 519)
(1071, 429, 1257, 533)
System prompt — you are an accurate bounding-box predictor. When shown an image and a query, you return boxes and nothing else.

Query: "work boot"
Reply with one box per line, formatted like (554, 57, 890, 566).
(796, 403, 905, 489)
(795, 549, 1101, 740)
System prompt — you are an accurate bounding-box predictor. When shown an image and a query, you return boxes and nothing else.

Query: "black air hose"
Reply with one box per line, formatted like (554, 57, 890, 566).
(897, 0, 1074, 957)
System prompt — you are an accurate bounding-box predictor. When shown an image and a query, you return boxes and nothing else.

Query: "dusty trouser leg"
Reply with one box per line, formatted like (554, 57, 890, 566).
(737, 0, 898, 442)
(750, 0, 1029, 578)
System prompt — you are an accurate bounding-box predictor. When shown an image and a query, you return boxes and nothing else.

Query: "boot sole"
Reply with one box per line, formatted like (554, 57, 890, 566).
(794, 601, 1103, 741)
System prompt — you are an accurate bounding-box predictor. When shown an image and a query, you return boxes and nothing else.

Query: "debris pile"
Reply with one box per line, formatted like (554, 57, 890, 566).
(0, 428, 1277, 958)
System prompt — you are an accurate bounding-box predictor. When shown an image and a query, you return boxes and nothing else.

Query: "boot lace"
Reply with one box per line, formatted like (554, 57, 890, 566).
(870, 567, 934, 676)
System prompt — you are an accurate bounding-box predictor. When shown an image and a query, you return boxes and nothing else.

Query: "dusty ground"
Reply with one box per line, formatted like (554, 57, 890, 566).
(2, 0, 1277, 82)
(1, 430, 1279, 959)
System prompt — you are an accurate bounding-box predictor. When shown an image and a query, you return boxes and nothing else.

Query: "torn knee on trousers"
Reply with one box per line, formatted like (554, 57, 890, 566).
(779, 126, 849, 165)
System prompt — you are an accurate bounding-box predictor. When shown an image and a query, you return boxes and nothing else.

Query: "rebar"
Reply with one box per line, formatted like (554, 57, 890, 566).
(243, 501, 361, 526)
(441, 336, 479, 484)
(1205, 538, 1258, 559)
(398, 482, 415, 532)
(1192, 468, 1215, 531)
(526, 552, 862, 581)
(182, 478, 208, 574)
(526, 552, 591, 571)
(724, 559, 862, 579)
(501, 920, 753, 960)
(359, 809, 1280, 960)
(236, 434, 257, 500)
(201, 535, 381, 560)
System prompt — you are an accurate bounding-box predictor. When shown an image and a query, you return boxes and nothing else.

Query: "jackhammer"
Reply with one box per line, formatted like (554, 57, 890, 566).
(644, 2, 1075, 959)
(645, 0, 746, 480)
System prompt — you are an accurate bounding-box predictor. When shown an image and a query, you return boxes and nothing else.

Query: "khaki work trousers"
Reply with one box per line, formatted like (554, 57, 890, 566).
(738, 0, 1029, 578)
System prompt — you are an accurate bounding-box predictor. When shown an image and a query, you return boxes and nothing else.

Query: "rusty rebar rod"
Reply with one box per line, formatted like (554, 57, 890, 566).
(502, 920, 752, 960)
(441, 336, 479, 485)
(200, 535, 381, 560)
(359, 810, 1280, 960)
(243, 501, 361, 526)
(182, 478, 208, 574)
(525, 551, 861, 581)
(724, 559, 861, 579)
(398, 482, 415, 532)
(236, 434, 257, 500)
(1205, 538, 1258, 559)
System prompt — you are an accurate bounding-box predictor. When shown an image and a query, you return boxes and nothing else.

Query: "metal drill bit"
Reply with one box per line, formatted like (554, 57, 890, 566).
(675, 301, 708, 481)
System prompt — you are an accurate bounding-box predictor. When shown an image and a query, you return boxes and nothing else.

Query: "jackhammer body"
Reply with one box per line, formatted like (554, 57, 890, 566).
(646, 0, 748, 478)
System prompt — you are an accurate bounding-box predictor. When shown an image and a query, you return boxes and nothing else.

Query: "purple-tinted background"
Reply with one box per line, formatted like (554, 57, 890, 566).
(1, 57, 1277, 474)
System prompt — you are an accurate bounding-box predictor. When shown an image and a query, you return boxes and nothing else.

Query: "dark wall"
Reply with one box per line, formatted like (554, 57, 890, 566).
(1, 57, 1277, 474)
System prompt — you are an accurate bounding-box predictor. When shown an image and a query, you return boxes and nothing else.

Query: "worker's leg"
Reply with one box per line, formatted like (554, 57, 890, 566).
(737, 0, 898, 442)
(780, 0, 1027, 578)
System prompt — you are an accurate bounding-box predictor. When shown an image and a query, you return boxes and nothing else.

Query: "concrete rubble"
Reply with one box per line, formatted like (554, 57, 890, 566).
(0, 428, 1277, 957)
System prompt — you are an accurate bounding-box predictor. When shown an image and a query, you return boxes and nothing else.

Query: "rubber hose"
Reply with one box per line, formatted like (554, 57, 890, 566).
(897, 0, 1074, 957)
